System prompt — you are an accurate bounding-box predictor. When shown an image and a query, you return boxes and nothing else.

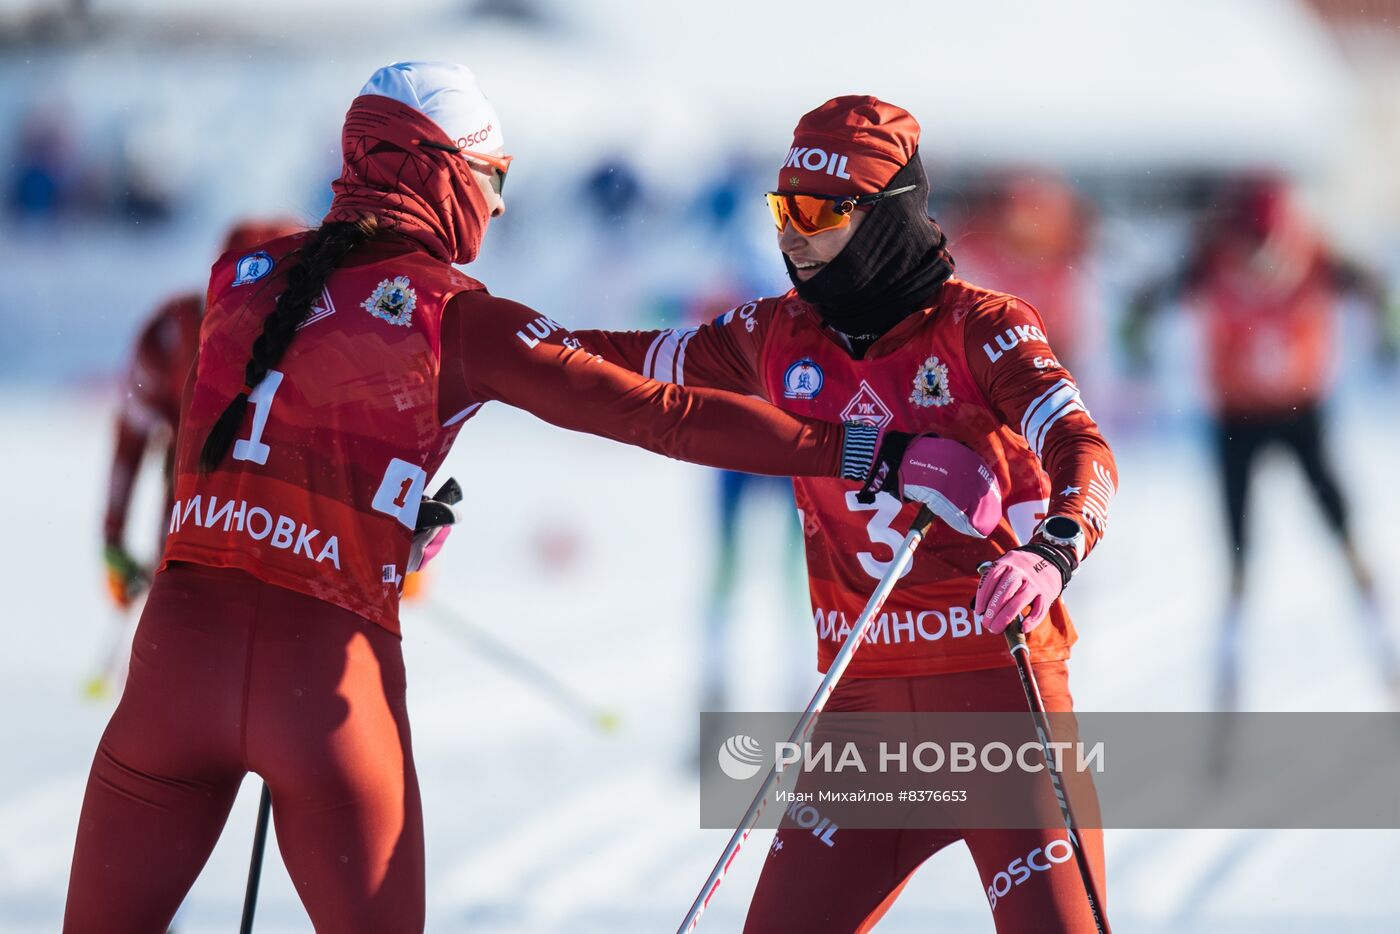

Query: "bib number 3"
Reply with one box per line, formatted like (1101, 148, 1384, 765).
(844, 490, 914, 582)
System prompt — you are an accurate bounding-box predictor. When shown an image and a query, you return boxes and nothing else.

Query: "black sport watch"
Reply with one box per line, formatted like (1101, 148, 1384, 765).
(1038, 515, 1085, 563)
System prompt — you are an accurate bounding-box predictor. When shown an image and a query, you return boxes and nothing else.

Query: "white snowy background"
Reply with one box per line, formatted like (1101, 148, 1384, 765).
(2, 1, 1399, 931)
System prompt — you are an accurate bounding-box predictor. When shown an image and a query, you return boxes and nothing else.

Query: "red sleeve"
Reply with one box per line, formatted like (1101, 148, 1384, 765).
(571, 299, 770, 395)
(443, 293, 849, 478)
(104, 316, 165, 544)
(104, 297, 201, 545)
(965, 296, 1118, 557)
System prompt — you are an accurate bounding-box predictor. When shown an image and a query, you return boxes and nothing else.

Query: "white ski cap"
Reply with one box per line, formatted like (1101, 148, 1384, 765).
(359, 61, 504, 153)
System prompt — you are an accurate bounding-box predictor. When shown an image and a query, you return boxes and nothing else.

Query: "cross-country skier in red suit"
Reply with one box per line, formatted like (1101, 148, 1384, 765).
(63, 64, 958, 934)
(1126, 174, 1399, 712)
(576, 97, 1119, 933)
(102, 219, 303, 608)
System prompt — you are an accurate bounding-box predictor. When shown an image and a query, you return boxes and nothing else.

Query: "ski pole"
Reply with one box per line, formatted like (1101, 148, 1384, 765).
(677, 505, 937, 933)
(238, 783, 273, 934)
(418, 600, 621, 734)
(1003, 619, 1112, 934)
(81, 595, 146, 701)
(414, 476, 617, 733)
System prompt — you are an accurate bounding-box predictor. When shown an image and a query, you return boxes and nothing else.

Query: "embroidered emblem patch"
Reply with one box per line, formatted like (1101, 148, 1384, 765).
(233, 251, 274, 287)
(909, 355, 953, 408)
(840, 380, 893, 429)
(782, 359, 824, 400)
(362, 276, 417, 327)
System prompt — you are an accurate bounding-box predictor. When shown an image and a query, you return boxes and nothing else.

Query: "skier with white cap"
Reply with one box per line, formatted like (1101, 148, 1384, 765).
(62, 63, 968, 932)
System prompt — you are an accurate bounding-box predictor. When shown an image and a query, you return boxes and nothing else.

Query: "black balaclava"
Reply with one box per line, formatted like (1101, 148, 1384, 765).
(784, 153, 954, 356)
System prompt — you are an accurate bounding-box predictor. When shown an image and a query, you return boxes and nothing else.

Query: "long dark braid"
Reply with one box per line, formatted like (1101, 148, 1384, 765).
(199, 216, 380, 474)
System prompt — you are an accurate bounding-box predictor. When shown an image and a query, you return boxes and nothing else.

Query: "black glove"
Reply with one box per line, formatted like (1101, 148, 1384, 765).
(414, 477, 462, 535)
(407, 478, 462, 574)
(854, 431, 914, 505)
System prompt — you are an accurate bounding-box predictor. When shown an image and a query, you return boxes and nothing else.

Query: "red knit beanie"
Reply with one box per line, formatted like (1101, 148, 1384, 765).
(777, 96, 920, 197)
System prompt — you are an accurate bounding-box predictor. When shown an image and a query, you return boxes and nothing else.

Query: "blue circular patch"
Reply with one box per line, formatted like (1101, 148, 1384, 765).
(783, 359, 824, 400)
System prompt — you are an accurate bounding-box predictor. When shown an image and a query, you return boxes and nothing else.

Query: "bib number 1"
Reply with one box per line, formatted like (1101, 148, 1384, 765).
(232, 370, 285, 466)
(224, 368, 431, 533)
(372, 458, 428, 530)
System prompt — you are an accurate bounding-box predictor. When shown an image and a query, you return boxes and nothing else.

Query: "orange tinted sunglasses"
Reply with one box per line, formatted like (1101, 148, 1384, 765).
(766, 184, 918, 235)
(415, 138, 514, 194)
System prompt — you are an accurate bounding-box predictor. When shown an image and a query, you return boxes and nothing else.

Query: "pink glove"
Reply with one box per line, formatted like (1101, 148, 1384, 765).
(408, 524, 452, 573)
(975, 548, 1065, 635)
(859, 434, 1003, 538)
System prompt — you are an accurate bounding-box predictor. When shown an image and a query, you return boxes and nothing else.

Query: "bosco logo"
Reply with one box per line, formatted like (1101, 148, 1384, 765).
(986, 836, 1076, 911)
(456, 123, 493, 148)
(783, 147, 853, 180)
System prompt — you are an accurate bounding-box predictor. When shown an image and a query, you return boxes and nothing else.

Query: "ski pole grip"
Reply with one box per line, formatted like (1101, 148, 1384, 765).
(1003, 619, 1028, 654)
(431, 477, 463, 506)
(909, 503, 936, 538)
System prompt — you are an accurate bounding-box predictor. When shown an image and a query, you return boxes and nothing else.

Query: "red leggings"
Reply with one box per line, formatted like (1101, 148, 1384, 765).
(744, 664, 1106, 934)
(64, 563, 424, 933)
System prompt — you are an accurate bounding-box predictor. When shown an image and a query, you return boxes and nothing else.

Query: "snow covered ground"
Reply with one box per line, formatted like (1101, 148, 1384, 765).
(1, 382, 1398, 933)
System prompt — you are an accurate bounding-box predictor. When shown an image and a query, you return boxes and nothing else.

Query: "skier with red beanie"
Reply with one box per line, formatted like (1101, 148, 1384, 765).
(63, 67, 966, 933)
(578, 96, 1118, 932)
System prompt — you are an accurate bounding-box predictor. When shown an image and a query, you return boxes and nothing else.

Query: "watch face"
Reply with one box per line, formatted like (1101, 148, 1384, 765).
(1043, 516, 1081, 541)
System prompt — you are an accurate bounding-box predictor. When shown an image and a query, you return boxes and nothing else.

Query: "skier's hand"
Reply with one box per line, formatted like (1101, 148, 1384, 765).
(408, 477, 462, 574)
(103, 543, 149, 608)
(407, 524, 453, 574)
(858, 433, 1002, 538)
(975, 543, 1074, 634)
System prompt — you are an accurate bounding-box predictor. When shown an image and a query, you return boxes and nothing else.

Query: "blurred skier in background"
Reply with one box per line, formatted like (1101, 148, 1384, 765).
(953, 172, 1098, 380)
(102, 219, 303, 610)
(64, 63, 948, 933)
(580, 95, 1118, 933)
(1125, 173, 1400, 710)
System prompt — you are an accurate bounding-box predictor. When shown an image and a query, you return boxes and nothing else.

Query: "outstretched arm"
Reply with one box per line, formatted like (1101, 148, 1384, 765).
(1120, 248, 1206, 371)
(572, 301, 769, 395)
(442, 293, 873, 479)
(104, 309, 180, 549)
(1330, 256, 1399, 361)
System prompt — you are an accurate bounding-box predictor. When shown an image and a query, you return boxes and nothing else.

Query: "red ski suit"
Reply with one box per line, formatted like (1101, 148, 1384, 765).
(577, 277, 1118, 932)
(64, 228, 864, 934)
(577, 278, 1117, 678)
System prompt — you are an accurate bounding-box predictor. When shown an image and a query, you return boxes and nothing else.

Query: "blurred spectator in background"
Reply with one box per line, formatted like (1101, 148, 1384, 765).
(582, 154, 645, 233)
(102, 218, 303, 609)
(953, 172, 1098, 379)
(686, 159, 810, 715)
(572, 154, 649, 328)
(8, 101, 183, 224)
(1124, 173, 1400, 710)
(116, 122, 179, 223)
(8, 103, 78, 218)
